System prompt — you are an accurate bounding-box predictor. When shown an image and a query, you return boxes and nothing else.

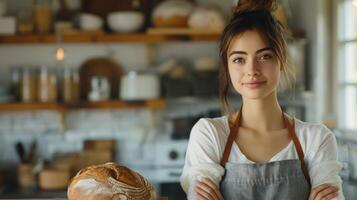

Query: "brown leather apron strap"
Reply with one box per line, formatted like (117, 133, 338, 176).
(283, 113, 312, 188)
(220, 106, 242, 166)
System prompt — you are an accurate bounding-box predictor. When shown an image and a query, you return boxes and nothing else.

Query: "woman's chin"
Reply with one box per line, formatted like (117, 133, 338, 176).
(240, 90, 274, 100)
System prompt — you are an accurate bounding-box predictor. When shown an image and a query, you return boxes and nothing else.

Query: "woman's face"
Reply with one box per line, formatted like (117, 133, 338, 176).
(227, 30, 281, 100)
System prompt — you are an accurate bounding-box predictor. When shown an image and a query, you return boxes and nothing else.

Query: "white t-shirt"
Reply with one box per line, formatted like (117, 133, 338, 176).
(180, 116, 344, 199)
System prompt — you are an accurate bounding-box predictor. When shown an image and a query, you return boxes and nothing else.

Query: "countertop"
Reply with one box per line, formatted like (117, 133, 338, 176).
(0, 187, 66, 199)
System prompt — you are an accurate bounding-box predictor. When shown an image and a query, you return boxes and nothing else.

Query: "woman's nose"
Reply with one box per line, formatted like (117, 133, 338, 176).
(247, 60, 261, 76)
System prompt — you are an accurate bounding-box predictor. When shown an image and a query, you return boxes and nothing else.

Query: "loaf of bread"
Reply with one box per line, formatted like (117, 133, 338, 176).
(188, 7, 226, 30)
(152, 0, 194, 27)
(67, 162, 157, 200)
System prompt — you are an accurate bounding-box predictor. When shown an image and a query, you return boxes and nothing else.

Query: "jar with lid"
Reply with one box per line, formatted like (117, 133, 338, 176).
(19, 67, 37, 102)
(37, 65, 58, 102)
(60, 67, 80, 102)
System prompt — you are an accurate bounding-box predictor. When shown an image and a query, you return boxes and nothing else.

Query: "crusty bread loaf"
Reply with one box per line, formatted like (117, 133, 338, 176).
(67, 162, 157, 200)
(152, 0, 194, 28)
(188, 7, 226, 30)
(153, 15, 189, 28)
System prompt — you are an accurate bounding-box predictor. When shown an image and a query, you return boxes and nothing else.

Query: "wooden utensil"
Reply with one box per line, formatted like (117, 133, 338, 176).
(27, 142, 36, 164)
(79, 57, 122, 100)
(15, 142, 26, 163)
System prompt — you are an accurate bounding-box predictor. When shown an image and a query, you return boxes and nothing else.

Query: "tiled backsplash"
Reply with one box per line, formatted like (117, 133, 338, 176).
(0, 108, 167, 166)
(0, 111, 61, 133)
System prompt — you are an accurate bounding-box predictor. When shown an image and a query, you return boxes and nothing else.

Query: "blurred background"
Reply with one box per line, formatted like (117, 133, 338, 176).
(0, 0, 355, 199)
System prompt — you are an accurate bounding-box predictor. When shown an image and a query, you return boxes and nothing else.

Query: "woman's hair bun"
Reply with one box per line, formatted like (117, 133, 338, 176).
(234, 0, 277, 14)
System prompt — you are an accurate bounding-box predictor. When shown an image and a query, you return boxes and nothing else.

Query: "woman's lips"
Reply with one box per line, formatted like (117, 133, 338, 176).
(243, 81, 267, 89)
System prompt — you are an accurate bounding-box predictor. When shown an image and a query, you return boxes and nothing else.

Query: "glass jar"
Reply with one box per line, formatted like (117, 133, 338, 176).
(34, 0, 53, 34)
(17, 4, 34, 34)
(60, 67, 80, 102)
(10, 66, 21, 101)
(37, 66, 58, 102)
(19, 67, 37, 102)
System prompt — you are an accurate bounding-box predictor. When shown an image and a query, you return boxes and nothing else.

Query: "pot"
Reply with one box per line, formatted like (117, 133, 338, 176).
(120, 71, 160, 100)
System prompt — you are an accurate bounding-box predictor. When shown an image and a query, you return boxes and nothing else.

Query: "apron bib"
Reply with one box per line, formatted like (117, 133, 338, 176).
(219, 106, 311, 199)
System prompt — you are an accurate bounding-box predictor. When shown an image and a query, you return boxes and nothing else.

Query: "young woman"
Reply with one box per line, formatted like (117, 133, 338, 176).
(180, 0, 344, 199)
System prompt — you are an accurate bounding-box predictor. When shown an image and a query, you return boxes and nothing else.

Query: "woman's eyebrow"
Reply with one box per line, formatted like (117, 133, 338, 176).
(228, 51, 247, 57)
(229, 47, 272, 57)
(256, 47, 273, 54)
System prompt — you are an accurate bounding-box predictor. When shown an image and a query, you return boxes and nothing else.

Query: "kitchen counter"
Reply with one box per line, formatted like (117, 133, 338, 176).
(0, 187, 67, 199)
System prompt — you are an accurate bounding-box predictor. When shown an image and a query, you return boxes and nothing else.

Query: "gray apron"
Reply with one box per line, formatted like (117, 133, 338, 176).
(219, 107, 311, 199)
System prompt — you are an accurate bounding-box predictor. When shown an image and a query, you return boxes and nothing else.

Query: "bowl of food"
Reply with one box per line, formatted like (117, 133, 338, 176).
(107, 11, 144, 33)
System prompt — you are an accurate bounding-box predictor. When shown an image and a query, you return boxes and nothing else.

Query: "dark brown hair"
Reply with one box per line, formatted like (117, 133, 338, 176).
(219, 0, 294, 114)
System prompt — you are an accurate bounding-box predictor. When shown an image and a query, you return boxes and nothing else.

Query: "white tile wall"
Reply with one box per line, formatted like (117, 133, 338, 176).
(0, 111, 61, 133)
(0, 108, 166, 165)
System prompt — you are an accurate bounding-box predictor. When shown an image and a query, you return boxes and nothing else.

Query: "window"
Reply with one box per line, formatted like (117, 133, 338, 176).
(338, 0, 357, 130)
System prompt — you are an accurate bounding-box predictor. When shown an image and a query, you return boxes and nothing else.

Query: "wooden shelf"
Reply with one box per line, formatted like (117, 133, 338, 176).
(65, 99, 166, 110)
(0, 99, 166, 112)
(0, 102, 65, 112)
(0, 31, 221, 44)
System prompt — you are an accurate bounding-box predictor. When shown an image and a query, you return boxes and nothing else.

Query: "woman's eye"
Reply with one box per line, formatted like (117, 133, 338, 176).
(259, 54, 273, 61)
(233, 57, 245, 64)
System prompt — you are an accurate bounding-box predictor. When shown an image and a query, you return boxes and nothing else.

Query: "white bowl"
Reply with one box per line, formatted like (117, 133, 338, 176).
(79, 13, 103, 31)
(107, 11, 144, 33)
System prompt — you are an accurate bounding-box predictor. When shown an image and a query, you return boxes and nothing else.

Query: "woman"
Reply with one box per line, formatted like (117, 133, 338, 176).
(180, 0, 344, 199)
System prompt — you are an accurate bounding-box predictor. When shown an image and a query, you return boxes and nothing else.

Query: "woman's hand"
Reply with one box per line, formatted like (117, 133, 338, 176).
(308, 184, 340, 200)
(195, 177, 224, 200)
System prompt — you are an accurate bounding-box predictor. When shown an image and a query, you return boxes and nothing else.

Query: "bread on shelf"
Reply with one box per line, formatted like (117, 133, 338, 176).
(152, 0, 194, 28)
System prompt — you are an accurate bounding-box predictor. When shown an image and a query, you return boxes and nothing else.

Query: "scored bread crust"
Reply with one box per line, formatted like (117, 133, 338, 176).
(68, 162, 156, 200)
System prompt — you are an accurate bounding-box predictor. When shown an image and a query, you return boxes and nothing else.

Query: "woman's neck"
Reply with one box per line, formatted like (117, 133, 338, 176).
(240, 91, 285, 133)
